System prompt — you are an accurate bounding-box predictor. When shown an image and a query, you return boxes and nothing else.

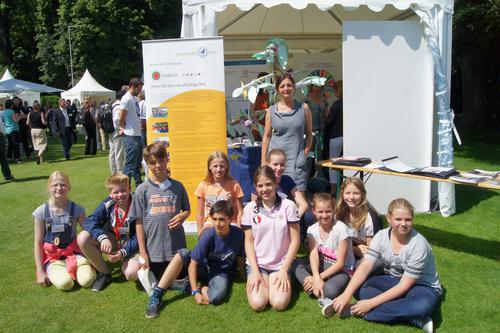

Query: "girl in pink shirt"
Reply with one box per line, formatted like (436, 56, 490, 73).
(242, 166, 300, 311)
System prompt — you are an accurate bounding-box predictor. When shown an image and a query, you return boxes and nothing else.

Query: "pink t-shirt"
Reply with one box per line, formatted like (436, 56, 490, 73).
(194, 179, 244, 223)
(241, 198, 300, 271)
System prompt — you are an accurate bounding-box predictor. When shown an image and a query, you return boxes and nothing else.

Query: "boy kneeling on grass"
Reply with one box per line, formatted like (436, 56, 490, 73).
(189, 200, 245, 305)
(78, 172, 139, 292)
(131, 142, 191, 319)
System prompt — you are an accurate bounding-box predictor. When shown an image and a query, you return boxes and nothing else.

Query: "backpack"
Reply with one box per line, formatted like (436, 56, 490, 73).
(99, 105, 115, 134)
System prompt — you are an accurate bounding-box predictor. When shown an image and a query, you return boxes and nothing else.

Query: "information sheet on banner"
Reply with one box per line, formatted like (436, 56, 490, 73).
(142, 37, 226, 231)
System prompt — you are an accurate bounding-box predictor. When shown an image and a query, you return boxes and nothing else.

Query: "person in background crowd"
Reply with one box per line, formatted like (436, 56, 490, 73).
(50, 99, 73, 160)
(138, 91, 147, 147)
(118, 78, 144, 187)
(323, 80, 343, 196)
(305, 84, 328, 178)
(46, 103, 55, 137)
(0, 103, 14, 180)
(12, 97, 32, 159)
(96, 101, 109, 152)
(27, 101, 48, 164)
(109, 91, 125, 174)
(66, 99, 78, 143)
(2, 99, 22, 163)
(82, 97, 97, 155)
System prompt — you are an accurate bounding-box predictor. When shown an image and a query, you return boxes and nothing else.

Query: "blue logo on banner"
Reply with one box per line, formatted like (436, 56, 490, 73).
(198, 47, 208, 58)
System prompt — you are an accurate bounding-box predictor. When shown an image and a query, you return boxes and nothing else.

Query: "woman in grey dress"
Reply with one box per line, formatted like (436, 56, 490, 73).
(261, 73, 313, 191)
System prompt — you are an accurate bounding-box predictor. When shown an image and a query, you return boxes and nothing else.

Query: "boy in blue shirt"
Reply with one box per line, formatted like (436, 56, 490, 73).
(131, 142, 191, 318)
(189, 200, 244, 305)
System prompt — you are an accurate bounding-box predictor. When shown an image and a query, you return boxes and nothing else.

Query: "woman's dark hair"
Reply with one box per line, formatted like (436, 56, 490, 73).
(4, 99, 13, 109)
(275, 72, 295, 91)
(209, 200, 234, 219)
(253, 165, 276, 185)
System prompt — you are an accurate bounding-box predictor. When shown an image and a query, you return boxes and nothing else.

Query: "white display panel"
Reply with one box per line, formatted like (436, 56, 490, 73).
(343, 21, 434, 213)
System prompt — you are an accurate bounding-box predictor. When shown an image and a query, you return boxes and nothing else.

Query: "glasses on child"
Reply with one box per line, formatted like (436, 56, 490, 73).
(51, 183, 68, 188)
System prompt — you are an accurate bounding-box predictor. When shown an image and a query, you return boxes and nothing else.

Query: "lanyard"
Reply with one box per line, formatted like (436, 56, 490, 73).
(114, 203, 130, 244)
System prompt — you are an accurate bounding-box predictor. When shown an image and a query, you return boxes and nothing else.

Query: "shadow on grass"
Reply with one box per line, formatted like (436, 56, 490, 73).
(454, 185, 498, 215)
(418, 225, 500, 261)
(9, 175, 49, 183)
(432, 286, 447, 330)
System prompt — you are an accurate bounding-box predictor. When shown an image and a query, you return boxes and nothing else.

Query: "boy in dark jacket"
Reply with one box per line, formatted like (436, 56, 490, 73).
(78, 173, 140, 292)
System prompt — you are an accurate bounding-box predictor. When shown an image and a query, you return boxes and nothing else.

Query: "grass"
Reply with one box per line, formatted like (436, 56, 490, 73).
(0, 130, 499, 333)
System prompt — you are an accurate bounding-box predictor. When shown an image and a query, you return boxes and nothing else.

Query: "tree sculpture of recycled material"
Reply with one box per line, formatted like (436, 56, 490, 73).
(230, 38, 327, 144)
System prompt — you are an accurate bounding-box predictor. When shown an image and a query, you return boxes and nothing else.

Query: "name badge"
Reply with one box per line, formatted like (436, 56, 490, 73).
(118, 227, 129, 235)
(52, 224, 65, 233)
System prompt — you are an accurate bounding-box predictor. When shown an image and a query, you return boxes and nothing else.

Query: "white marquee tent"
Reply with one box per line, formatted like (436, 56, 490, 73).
(61, 69, 116, 105)
(180, 0, 456, 216)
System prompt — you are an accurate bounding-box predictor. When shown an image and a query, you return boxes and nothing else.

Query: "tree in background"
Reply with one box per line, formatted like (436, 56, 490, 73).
(452, 0, 500, 129)
(0, 0, 41, 80)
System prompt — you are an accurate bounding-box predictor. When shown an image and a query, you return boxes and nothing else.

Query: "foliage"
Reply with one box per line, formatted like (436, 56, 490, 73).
(40, 94, 60, 108)
(452, 0, 500, 128)
(1, 0, 182, 90)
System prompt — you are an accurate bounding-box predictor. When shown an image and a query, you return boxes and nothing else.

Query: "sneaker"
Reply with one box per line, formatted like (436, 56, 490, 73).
(410, 317, 434, 333)
(318, 297, 328, 308)
(145, 287, 165, 319)
(321, 299, 352, 318)
(91, 272, 112, 292)
(16, 159, 22, 164)
(170, 277, 191, 294)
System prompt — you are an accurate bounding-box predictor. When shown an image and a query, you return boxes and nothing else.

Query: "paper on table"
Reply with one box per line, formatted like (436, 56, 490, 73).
(383, 157, 419, 173)
(364, 162, 384, 169)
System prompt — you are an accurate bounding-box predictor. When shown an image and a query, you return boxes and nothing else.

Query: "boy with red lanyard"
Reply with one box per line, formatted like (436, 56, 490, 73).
(77, 172, 140, 292)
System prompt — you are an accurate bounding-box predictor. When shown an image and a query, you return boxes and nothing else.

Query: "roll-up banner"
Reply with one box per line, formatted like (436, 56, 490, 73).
(142, 37, 226, 232)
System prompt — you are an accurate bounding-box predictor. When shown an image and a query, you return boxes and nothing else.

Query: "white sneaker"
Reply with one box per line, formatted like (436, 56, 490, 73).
(321, 299, 352, 318)
(321, 298, 335, 318)
(411, 317, 434, 333)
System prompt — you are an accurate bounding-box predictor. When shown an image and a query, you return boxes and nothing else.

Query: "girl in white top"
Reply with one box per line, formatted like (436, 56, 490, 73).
(328, 198, 442, 332)
(294, 193, 355, 301)
(335, 177, 380, 259)
(242, 166, 300, 311)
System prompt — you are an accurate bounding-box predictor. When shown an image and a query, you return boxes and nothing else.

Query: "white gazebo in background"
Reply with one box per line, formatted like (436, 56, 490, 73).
(61, 69, 116, 106)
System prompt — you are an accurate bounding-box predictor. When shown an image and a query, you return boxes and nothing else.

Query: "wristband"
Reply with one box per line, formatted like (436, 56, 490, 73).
(191, 289, 201, 296)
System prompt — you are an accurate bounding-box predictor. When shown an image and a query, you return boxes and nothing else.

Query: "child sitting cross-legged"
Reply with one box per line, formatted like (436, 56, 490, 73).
(294, 193, 355, 305)
(189, 200, 245, 305)
(131, 142, 192, 319)
(78, 172, 140, 292)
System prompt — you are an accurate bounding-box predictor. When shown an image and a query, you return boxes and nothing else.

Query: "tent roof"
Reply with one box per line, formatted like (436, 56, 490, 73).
(182, 1, 453, 56)
(0, 69, 14, 81)
(64, 69, 113, 94)
(0, 78, 62, 93)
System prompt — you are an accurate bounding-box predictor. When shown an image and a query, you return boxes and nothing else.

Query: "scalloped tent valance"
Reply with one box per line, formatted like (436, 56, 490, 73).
(182, 0, 454, 14)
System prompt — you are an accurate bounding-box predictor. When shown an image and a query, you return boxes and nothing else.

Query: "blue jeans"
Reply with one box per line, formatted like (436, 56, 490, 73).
(123, 135, 142, 186)
(198, 265, 231, 305)
(359, 275, 440, 323)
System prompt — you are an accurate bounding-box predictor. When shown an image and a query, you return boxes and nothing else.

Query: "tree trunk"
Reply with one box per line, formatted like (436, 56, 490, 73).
(0, 12, 13, 65)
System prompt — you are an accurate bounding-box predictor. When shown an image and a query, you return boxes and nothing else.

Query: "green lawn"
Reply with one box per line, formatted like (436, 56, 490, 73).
(0, 131, 499, 333)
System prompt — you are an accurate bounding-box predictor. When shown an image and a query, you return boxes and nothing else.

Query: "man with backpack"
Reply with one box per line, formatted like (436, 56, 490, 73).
(108, 90, 125, 174)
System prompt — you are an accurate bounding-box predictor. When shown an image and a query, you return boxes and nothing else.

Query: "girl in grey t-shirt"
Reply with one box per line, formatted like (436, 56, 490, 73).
(326, 198, 441, 333)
